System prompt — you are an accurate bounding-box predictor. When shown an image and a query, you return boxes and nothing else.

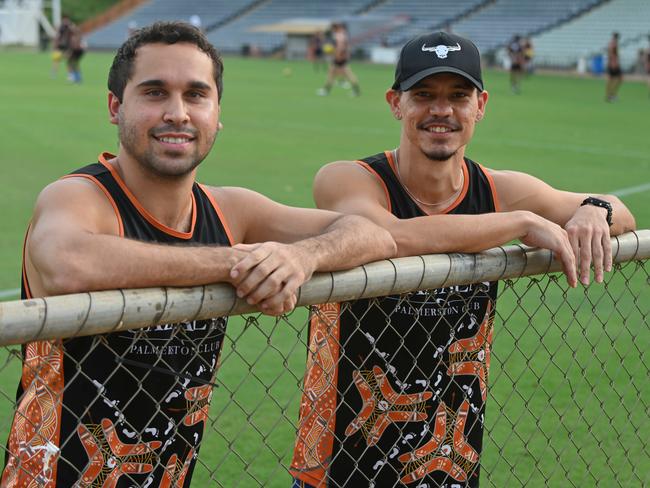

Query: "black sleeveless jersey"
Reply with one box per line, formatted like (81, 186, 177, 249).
(292, 151, 499, 488)
(5, 153, 233, 487)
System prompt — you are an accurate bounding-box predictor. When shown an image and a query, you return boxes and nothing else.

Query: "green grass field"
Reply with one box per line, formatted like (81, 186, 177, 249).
(0, 50, 648, 486)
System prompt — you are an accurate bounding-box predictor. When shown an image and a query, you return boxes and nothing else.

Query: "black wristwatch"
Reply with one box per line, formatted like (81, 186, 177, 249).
(580, 197, 613, 226)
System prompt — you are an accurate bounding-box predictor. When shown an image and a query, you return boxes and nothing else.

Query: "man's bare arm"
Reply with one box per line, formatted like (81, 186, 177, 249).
(314, 162, 578, 286)
(214, 187, 397, 314)
(489, 169, 636, 285)
(26, 178, 246, 297)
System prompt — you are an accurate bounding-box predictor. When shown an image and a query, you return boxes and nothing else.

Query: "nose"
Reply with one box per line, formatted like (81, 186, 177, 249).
(162, 94, 190, 125)
(428, 97, 453, 117)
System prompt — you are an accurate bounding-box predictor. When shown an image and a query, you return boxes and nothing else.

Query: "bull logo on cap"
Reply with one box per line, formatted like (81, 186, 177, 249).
(421, 42, 461, 59)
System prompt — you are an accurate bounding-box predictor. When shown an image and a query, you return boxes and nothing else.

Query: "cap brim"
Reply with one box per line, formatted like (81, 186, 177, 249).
(395, 66, 483, 92)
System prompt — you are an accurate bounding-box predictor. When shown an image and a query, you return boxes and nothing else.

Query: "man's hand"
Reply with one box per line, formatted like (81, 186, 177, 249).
(565, 205, 612, 285)
(229, 242, 316, 316)
(520, 213, 578, 288)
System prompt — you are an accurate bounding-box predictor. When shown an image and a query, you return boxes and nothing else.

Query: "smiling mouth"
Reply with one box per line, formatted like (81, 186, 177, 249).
(424, 126, 454, 133)
(156, 136, 194, 144)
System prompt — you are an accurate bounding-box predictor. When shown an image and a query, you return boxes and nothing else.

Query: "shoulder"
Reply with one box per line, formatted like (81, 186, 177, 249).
(32, 175, 120, 235)
(315, 160, 385, 188)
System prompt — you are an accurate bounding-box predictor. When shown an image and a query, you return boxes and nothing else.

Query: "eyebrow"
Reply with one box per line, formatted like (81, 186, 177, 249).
(136, 79, 212, 91)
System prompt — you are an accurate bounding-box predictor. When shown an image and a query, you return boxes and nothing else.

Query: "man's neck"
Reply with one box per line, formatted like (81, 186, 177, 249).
(109, 151, 196, 233)
(395, 145, 466, 212)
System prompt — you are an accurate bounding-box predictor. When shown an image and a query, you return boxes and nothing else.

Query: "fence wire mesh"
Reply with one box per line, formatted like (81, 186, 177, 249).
(0, 238, 647, 487)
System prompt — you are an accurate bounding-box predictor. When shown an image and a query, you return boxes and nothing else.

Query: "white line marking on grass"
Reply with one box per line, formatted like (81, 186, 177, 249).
(0, 288, 20, 299)
(610, 182, 650, 197)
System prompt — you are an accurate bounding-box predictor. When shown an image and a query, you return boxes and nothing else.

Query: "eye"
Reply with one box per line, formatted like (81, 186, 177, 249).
(187, 91, 206, 99)
(145, 89, 164, 97)
(452, 91, 469, 99)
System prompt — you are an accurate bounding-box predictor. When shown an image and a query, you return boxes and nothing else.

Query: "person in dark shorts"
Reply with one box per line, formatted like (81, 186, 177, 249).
(645, 34, 650, 97)
(1, 22, 396, 488)
(317, 22, 361, 96)
(507, 34, 525, 93)
(606, 32, 623, 102)
(51, 15, 72, 78)
(291, 30, 635, 488)
(66, 22, 85, 83)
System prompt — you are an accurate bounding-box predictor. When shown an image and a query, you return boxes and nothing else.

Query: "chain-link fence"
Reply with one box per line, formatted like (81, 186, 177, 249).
(0, 231, 648, 487)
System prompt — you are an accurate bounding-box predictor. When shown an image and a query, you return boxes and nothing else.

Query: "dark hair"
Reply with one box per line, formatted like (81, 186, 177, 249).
(108, 21, 223, 102)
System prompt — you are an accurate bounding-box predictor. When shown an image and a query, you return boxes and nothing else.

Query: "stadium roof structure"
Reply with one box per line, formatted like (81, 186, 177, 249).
(249, 18, 331, 35)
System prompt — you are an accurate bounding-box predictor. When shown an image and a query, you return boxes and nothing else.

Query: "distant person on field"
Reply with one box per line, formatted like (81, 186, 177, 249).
(66, 21, 86, 83)
(1, 22, 396, 487)
(317, 22, 361, 97)
(51, 15, 72, 77)
(606, 32, 622, 102)
(645, 34, 650, 97)
(507, 34, 525, 93)
(291, 30, 636, 488)
(523, 36, 534, 74)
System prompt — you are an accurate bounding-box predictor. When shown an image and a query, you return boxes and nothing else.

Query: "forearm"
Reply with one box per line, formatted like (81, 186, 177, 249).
(34, 233, 240, 295)
(393, 211, 537, 257)
(293, 215, 397, 272)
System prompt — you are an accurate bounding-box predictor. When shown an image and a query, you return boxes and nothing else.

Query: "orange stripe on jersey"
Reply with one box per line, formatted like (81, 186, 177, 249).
(440, 160, 470, 214)
(61, 173, 125, 237)
(98, 153, 197, 240)
(355, 161, 392, 214)
(198, 184, 235, 246)
(290, 303, 341, 486)
(479, 164, 501, 212)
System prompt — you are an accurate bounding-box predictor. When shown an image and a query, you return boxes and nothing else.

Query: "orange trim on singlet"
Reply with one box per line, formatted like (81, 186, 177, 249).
(61, 173, 125, 237)
(479, 164, 501, 212)
(98, 153, 197, 240)
(198, 184, 235, 246)
(440, 160, 469, 214)
(386, 150, 470, 215)
(355, 160, 392, 214)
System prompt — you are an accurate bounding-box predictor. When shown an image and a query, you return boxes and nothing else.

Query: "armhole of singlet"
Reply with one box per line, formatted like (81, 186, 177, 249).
(22, 224, 33, 299)
(61, 174, 125, 237)
(440, 160, 470, 214)
(198, 184, 235, 246)
(479, 164, 501, 212)
(98, 157, 197, 240)
(355, 161, 392, 214)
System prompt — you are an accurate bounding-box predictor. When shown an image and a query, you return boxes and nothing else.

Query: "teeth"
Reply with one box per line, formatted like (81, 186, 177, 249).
(428, 126, 451, 133)
(159, 136, 190, 144)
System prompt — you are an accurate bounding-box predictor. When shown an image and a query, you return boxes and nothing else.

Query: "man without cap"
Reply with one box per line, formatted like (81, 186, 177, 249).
(291, 31, 635, 487)
(1, 22, 397, 487)
(606, 32, 623, 102)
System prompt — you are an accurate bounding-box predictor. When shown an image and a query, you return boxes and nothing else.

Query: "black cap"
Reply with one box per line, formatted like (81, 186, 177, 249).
(392, 31, 483, 91)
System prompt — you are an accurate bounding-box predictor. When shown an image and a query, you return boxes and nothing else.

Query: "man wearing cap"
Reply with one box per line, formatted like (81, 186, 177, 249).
(290, 32, 634, 487)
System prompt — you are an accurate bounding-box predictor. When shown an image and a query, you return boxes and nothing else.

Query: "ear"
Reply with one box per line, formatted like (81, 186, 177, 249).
(108, 92, 121, 125)
(385, 89, 402, 120)
(476, 89, 488, 122)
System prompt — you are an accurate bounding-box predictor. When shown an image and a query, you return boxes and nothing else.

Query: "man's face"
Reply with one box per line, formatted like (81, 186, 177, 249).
(108, 42, 220, 178)
(386, 73, 488, 162)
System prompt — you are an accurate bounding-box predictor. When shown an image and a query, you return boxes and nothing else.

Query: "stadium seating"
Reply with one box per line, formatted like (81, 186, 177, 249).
(87, 0, 255, 49)
(357, 0, 486, 48)
(206, 0, 371, 54)
(532, 0, 650, 70)
(451, 0, 602, 54)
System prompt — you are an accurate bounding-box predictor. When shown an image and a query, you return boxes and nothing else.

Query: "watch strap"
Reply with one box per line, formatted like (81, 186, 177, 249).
(580, 197, 613, 226)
